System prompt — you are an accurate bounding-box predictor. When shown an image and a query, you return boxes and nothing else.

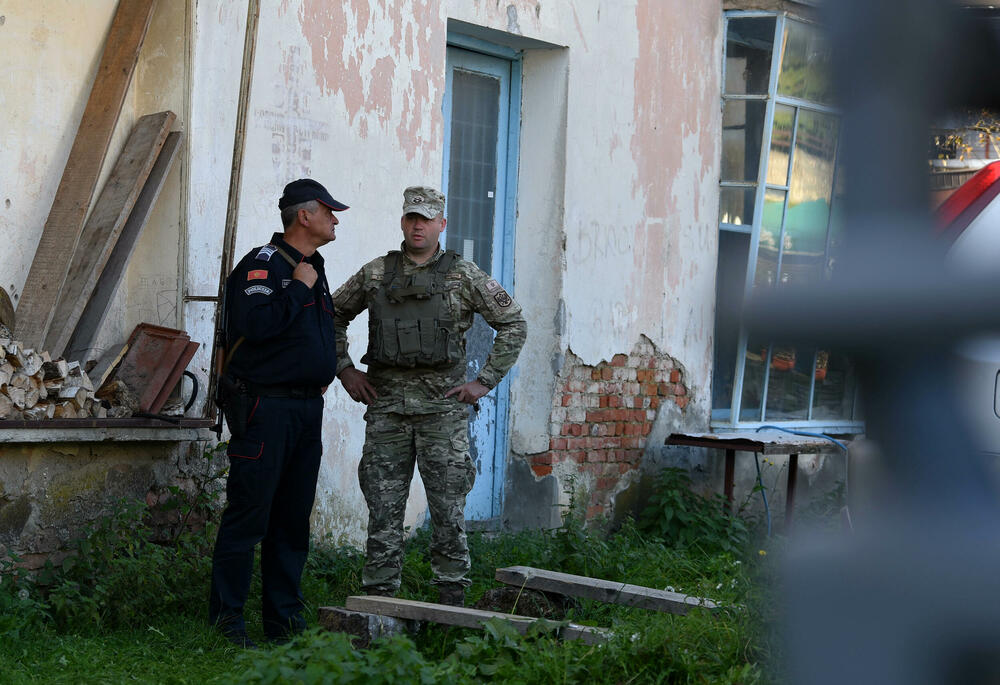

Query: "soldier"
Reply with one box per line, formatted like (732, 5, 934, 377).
(333, 186, 526, 606)
(209, 178, 347, 647)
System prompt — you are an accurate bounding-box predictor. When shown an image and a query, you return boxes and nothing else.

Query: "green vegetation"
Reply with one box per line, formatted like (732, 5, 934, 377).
(0, 460, 785, 684)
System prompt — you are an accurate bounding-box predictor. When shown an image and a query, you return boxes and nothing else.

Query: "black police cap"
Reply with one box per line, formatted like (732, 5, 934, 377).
(278, 178, 349, 211)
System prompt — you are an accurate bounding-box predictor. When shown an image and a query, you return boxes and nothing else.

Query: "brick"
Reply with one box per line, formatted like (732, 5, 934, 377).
(585, 394, 600, 408)
(586, 410, 603, 423)
(675, 396, 689, 410)
(591, 368, 602, 381)
(568, 408, 587, 423)
(550, 407, 567, 423)
(646, 409, 657, 421)
(657, 382, 672, 396)
(549, 438, 567, 451)
(613, 366, 636, 381)
(641, 423, 653, 436)
(569, 423, 584, 436)
(571, 450, 587, 463)
(585, 382, 601, 394)
(567, 379, 585, 392)
(597, 477, 617, 490)
(618, 462, 632, 474)
(674, 384, 687, 396)
(573, 366, 594, 380)
(568, 437, 588, 450)
(642, 383, 657, 396)
(624, 423, 639, 436)
(561, 393, 573, 407)
(561, 422, 573, 435)
(533, 451, 554, 465)
(636, 369, 653, 382)
(614, 422, 624, 436)
(625, 382, 641, 395)
(601, 367, 614, 380)
(605, 395, 619, 408)
(531, 464, 553, 477)
(650, 397, 660, 409)
(670, 369, 681, 383)
(611, 354, 627, 367)
(599, 395, 609, 408)
(586, 505, 603, 518)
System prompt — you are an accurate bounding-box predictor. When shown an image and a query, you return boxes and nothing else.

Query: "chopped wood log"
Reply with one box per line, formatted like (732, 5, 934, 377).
(0, 393, 13, 418)
(343, 596, 611, 645)
(494, 566, 721, 615)
(9, 373, 31, 390)
(20, 350, 42, 377)
(53, 402, 77, 419)
(4, 343, 25, 369)
(58, 386, 88, 410)
(31, 375, 48, 401)
(95, 379, 138, 412)
(7, 387, 26, 410)
(0, 362, 12, 387)
(93, 404, 108, 419)
(23, 386, 40, 409)
(22, 404, 55, 420)
(41, 359, 69, 381)
(65, 362, 94, 392)
(108, 406, 132, 418)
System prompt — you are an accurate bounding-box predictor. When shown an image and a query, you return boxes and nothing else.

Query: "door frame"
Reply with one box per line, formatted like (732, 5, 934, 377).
(442, 33, 522, 520)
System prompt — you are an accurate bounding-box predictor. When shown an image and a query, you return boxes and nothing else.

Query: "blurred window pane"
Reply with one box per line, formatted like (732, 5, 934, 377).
(753, 189, 786, 290)
(740, 337, 768, 421)
(767, 105, 795, 186)
(722, 100, 767, 182)
(725, 16, 777, 95)
(713, 231, 751, 413)
(764, 344, 814, 420)
(782, 110, 839, 287)
(719, 186, 756, 227)
(777, 20, 834, 104)
(812, 350, 858, 420)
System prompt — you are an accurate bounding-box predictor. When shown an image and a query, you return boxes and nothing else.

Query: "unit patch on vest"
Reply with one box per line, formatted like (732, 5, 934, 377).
(494, 290, 512, 308)
(485, 279, 503, 294)
(244, 285, 273, 296)
(255, 244, 277, 261)
(281, 279, 292, 289)
(247, 269, 268, 280)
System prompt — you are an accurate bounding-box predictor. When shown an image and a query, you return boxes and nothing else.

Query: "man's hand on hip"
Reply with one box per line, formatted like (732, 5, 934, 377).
(444, 381, 489, 405)
(338, 367, 377, 404)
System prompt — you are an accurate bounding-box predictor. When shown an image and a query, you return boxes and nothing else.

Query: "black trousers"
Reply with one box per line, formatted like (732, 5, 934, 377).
(209, 395, 323, 639)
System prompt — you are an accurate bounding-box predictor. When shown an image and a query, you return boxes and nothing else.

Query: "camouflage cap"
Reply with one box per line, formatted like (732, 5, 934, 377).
(402, 186, 445, 219)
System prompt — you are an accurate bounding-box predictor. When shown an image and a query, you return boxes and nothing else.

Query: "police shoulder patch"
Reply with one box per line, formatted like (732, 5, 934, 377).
(484, 278, 503, 294)
(255, 244, 277, 261)
(247, 269, 268, 280)
(244, 285, 273, 296)
(494, 290, 512, 308)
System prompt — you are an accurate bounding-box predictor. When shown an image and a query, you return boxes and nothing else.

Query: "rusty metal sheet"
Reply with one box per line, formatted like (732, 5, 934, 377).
(109, 323, 194, 413)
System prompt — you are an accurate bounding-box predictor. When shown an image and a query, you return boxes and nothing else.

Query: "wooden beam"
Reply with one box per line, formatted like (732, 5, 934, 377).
(343, 595, 611, 645)
(47, 111, 175, 357)
(14, 0, 157, 349)
(494, 566, 720, 615)
(63, 131, 182, 362)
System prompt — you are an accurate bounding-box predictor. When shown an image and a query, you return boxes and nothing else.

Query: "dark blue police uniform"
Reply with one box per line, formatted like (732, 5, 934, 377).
(209, 232, 337, 641)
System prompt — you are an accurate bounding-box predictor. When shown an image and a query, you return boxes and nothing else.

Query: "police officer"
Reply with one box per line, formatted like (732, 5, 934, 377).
(209, 178, 347, 646)
(333, 186, 526, 606)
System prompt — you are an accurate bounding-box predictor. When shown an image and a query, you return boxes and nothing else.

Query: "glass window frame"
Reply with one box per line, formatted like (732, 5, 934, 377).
(714, 11, 863, 434)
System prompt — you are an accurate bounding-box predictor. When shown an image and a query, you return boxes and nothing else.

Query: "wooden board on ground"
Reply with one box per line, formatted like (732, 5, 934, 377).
(14, 0, 157, 349)
(344, 595, 612, 645)
(46, 111, 176, 357)
(495, 566, 720, 615)
(64, 131, 183, 362)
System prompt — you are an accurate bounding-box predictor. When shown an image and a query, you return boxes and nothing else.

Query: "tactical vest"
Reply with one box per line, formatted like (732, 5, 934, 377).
(361, 250, 465, 368)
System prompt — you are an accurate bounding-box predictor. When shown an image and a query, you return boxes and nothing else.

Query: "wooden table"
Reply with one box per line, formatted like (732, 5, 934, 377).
(665, 430, 842, 526)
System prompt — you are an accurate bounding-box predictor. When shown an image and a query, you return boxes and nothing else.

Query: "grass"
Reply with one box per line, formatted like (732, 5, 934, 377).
(0, 469, 788, 684)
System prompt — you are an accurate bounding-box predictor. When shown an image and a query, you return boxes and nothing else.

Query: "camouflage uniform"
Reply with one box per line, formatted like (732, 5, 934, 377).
(332, 245, 526, 592)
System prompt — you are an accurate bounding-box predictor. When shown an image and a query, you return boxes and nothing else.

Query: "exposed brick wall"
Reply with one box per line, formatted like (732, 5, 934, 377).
(531, 337, 689, 519)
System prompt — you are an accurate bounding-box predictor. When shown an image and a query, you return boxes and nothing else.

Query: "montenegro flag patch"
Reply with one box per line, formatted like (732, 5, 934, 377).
(247, 270, 268, 280)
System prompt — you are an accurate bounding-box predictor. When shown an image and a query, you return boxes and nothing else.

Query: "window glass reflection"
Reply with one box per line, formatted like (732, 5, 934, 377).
(764, 344, 814, 420)
(767, 105, 794, 186)
(812, 350, 857, 420)
(719, 187, 756, 227)
(712, 231, 751, 414)
(725, 16, 777, 95)
(722, 100, 767, 183)
(777, 20, 834, 104)
(754, 189, 786, 290)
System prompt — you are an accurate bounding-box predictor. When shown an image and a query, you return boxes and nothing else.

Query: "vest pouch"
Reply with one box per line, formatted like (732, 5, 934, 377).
(379, 318, 400, 363)
(396, 319, 421, 361)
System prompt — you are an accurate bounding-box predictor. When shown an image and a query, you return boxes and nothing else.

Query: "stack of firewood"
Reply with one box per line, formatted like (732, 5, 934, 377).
(0, 339, 116, 420)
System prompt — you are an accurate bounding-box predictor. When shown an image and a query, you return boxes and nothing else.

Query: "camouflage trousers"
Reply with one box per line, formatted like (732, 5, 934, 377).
(359, 407, 476, 593)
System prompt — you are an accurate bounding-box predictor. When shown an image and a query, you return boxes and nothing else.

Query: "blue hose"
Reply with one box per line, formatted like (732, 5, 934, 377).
(753, 425, 850, 536)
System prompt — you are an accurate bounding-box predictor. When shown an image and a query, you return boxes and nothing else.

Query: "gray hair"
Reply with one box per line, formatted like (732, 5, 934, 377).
(281, 199, 319, 228)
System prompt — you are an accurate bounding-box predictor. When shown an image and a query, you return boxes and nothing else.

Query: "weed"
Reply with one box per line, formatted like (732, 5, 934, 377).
(639, 467, 750, 556)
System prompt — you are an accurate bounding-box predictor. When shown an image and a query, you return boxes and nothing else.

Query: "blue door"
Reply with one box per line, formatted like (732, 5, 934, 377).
(442, 46, 518, 521)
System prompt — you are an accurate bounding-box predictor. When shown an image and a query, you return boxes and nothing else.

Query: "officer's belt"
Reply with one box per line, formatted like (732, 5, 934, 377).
(240, 380, 323, 399)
